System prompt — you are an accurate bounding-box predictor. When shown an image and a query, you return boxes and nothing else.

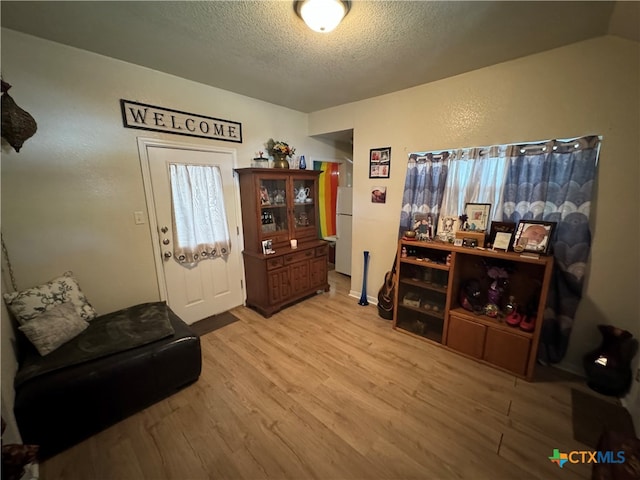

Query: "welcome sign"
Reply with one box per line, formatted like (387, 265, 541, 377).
(120, 99, 242, 144)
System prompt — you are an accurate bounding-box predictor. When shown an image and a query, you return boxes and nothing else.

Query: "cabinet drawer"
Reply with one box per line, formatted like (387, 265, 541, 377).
(447, 315, 486, 359)
(483, 329, 530, 376)
(266, 256, 283, 270)
(284, 249, 314, 264)
(315, 245, 328, 257)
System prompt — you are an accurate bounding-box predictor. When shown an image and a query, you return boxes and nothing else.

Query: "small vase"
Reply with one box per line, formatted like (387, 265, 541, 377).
(273, 154, 289, 169)
(299, 155, 306, 170)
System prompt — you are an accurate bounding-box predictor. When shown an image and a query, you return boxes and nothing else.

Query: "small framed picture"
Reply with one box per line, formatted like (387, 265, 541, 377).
(492, 232, 513, 251)
(261, 239, 274, 255)
(371, 186, 387, 203)
(437, 215, 458, 241)
(487, 221, 516, 248)
(369, 147, 391, 178)
(464, 203, 491, 232)
(511, 220, 556, 255)
(453, 238, 463, 247)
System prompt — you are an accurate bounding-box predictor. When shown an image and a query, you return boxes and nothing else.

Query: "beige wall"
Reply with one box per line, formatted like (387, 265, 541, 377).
(310, 36, 640, 380)
(0, 28, 341, 435)
(2, 29, 639, 434)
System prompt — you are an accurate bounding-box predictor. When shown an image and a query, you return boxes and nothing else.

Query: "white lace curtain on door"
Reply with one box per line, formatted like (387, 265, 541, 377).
(170, 164, 231, 267)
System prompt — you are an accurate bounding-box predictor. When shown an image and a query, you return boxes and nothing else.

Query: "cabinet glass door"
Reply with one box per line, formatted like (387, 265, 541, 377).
(259, 177, 288, 238)
(292, 177, 316, 239)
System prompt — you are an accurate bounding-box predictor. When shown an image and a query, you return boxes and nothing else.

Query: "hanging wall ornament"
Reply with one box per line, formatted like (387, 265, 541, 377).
(1, 80, 37, 152)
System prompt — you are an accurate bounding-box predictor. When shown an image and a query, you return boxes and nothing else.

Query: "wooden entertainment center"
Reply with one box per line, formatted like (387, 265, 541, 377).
(393, 239, 553, 380)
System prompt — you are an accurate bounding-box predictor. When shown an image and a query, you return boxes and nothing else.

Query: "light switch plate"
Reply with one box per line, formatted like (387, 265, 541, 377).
(134, 211, 145, 225)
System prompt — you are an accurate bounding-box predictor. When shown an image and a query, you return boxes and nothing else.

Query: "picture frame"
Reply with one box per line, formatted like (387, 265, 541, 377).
(487, 221, 516, 248)
(453, 238, 463, 247)
(261, 239, 274, 255)
(464, 203, 491, 232)
(411, 213, 435, 240)
(371, 186, 387, 203)
(369, 147, 391, 178)
(511, 220, 556, 255)
(492, 232, 513, 251)
(437, 215, 459, 241)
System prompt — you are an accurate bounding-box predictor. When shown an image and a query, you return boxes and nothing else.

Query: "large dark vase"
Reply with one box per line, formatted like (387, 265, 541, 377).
(583, 325, 636, 397)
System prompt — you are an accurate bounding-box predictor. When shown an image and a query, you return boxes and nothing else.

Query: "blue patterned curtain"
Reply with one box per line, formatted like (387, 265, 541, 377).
(500, 136, 601, 364)
(399, 153, 449, 238)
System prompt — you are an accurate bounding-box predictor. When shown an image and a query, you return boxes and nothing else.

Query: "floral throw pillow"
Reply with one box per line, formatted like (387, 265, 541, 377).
(18, 302, 89, 356)
(3, 271, 97, 325)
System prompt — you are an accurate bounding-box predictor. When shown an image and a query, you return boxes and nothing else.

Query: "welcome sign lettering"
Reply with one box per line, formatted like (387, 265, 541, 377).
(120, 99, 242, 143)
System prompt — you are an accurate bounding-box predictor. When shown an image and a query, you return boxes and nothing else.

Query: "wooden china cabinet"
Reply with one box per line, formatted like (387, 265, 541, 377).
(235, 168, 329, 317)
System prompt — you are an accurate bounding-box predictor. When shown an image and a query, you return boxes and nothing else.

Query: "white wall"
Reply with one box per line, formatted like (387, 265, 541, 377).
(0, 28, 341, 436)
(310, 36, 640, 386)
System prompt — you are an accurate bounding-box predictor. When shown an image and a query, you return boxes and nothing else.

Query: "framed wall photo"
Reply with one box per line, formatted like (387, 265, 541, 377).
(511, 220, 556, 255)
(369, 147, 391, 178)
(371, 186, 387, 203)
(488, 221, 516, 248)
(464, 203, 491, 232)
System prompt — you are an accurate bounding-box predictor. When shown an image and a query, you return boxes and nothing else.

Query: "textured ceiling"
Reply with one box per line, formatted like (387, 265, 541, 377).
(1, 1, 638, 113)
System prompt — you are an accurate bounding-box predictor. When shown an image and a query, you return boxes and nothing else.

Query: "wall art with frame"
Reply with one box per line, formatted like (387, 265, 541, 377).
(369, 147, 391, 178)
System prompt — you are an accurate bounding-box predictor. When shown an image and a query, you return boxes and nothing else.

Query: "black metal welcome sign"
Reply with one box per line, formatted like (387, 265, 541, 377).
(120, 99, 242, 143)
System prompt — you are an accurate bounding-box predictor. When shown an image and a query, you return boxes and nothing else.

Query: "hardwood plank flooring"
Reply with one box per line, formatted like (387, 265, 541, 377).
(41, 271, 595, 479)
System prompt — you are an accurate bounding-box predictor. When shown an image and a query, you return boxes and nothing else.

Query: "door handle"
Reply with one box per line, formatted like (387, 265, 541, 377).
(163, 239, 170, 245)
(164, 251, 172, 259)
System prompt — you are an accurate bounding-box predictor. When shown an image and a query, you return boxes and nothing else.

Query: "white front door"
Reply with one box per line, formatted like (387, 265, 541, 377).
(138, 138, 244, 324)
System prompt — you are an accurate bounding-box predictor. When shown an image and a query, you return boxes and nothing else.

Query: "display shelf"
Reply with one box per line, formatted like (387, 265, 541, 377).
(392, 238, 553, 380)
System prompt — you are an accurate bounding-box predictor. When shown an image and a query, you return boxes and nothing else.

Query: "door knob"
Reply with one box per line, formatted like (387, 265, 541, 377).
(164, 251, 172, 259)
(163, 239, 170, 245)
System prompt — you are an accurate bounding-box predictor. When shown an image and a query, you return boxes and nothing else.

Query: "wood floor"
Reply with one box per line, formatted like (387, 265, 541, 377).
(42, 271, 597, 479)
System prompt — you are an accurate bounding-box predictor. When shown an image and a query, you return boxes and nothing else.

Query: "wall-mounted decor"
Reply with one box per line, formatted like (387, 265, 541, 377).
(120, 99, 242, 143)
(1, 80, 37, 152)
(371, 186, 386, 203)
(369, 147, 391, 178)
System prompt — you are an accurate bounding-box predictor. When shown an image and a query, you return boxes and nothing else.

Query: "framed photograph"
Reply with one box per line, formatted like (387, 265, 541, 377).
(487, 221, 516, 248)
(511, 220, 556, 255)
(453, 238, 463, 247)
(371, 186, 387, 203)
(437, 215, 458, 241)
(492, 232, 513, 251)
(412, 213, 434, 240)
(369, 147, 391, 178)
(261, 239, 274, 255)
(464, 203, 491, 232)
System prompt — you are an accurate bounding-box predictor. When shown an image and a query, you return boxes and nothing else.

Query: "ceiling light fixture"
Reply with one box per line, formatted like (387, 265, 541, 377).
(294, 0, 350, 33)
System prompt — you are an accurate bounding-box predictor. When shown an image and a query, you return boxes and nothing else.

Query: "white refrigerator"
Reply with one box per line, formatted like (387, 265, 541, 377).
(335, 187, 353, 275)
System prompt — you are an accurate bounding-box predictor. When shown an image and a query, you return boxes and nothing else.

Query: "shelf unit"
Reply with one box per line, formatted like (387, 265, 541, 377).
(393, 239, 553, 380)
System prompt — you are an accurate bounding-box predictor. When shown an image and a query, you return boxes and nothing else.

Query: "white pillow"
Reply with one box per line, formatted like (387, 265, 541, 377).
(19, 302, 89, 356)
(3, 271, 97, 325)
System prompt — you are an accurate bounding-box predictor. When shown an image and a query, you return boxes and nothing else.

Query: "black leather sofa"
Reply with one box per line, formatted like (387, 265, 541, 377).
(13, 302, 201, 459)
